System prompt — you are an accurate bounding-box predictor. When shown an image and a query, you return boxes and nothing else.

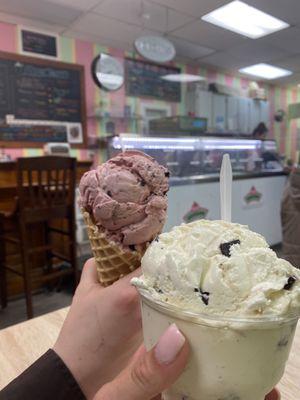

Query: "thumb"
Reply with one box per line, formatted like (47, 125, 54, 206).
(94, 324, 189, 400)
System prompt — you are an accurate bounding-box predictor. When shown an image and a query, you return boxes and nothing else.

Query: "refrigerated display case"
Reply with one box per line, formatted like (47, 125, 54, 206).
(108, 135, 287, 245)
(108, 136, 283, 177)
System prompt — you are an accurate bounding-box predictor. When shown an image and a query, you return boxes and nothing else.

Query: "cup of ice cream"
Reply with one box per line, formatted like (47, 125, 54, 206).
(132, 220, 300, 400)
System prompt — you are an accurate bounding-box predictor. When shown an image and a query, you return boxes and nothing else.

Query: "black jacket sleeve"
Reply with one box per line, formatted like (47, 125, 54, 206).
(0, 349, 86, 400)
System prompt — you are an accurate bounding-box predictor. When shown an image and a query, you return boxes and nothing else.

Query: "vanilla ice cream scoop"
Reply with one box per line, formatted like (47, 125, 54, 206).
(133, 220, 300, 317)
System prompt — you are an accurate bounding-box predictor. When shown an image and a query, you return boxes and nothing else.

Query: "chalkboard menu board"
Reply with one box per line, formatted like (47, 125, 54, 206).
(125, 58, 181, 102)
(0, 51, 86, 147)
(0, 125, 67, 143)
(21, 29, 57, 58)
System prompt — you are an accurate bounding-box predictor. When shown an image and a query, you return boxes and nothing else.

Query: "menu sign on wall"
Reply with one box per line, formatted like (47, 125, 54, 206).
(125, 58, 181, 102)
(0, 51, 86, 146)
(0, 125, 67, 143)
(20, 28, 58, 58)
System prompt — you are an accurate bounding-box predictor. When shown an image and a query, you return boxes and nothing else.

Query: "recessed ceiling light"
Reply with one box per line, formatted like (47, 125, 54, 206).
(239, 63, 292, 79)
(161, 74, 205, 83)
(202, 0, 289, 39)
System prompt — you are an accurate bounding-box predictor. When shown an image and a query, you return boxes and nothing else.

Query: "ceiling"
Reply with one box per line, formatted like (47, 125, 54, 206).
(1, 0, 300, 85)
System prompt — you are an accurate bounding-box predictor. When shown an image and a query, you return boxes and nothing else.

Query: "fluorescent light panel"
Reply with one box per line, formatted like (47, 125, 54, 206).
(161, 74, 205, 83)
(239, 63, 292, 79)
(202, 0, 289, 39)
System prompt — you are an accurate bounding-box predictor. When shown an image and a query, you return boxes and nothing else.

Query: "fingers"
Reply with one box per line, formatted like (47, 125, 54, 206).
(94, 324, 189, 400)
(114, 267, 142, 286)
(80, 258, 99, 284)
(265, 388, 280, 400)
(80, 261, 141, 288)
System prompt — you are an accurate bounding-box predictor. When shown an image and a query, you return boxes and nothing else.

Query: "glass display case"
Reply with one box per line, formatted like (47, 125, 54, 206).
(108, 135, 283, 179)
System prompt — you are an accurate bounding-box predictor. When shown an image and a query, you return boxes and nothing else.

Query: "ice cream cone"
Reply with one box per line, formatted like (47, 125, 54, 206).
(82, 210, 147, 286)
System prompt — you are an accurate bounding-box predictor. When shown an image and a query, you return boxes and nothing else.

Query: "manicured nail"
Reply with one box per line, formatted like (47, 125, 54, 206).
(154, 323, 186, 365)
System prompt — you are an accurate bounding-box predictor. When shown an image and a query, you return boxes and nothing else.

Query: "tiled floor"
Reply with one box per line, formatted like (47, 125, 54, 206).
(0, 255, 91, 330)
(0, 289, 73, 330)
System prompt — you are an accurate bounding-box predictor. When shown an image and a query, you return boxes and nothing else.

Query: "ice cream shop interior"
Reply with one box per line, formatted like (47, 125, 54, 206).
(1, 1, 300, 398)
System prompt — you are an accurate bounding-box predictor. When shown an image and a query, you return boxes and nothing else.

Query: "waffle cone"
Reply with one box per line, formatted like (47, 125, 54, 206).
(82, 210, 146, 286)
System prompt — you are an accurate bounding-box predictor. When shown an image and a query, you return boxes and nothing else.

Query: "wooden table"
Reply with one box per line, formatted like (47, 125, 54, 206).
(0, 309, 299, 398)
(0, 307, 69, 389)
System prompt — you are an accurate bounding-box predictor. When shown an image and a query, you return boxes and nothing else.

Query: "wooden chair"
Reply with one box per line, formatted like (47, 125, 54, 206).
(0, 156, 78, 319)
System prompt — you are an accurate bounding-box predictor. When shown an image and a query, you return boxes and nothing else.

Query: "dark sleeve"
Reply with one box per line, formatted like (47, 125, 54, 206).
(0, 349, 86, 400)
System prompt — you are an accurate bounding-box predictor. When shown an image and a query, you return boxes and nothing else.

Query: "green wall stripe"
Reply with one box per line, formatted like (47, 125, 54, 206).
(60, 36, 74, 62)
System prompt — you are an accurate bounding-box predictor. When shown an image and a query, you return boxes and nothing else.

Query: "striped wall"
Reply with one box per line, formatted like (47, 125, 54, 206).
(0, 21, 299, 162)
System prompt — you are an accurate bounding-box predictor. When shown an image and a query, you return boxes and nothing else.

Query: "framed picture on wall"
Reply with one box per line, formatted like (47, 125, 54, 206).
(18, 26, 60, 60)
(67, 123, 83, 144)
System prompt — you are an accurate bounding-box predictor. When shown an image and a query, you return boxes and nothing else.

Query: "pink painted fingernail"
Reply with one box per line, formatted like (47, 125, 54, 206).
(154, 323, 186, 365)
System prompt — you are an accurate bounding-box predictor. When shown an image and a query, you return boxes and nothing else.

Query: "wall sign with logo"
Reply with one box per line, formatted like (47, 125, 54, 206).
(183, 202, 209, 223)
(243, 186, 263, 208)
(19, 27, 59, 59)
(134, 36, 176, 63)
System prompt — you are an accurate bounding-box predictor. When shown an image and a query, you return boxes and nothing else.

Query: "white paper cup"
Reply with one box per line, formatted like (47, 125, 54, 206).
(137, 289, 298, 400)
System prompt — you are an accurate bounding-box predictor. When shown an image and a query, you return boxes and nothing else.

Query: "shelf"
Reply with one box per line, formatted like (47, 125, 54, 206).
(87, 115, 143, 120)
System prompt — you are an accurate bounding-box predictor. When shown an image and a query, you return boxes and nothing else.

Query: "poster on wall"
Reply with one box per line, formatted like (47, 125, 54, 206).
(183, 202, 209, 223)
(243, 186, 263, 208)
(18, 27, 59, 59)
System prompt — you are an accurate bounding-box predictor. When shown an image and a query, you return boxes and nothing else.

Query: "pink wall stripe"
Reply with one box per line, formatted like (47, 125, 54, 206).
(75, 39, 97, 138)
(110, 48, 127, 133)
(280, 88, 287, 154)
(291, 88, 298, 161)
(0, 22, 16, 52)
(268, 86, 275, 139)
(207, 69, 217, 83)
(225, 74, 234, 87)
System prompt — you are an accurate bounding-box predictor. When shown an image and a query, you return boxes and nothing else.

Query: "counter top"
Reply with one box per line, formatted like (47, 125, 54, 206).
(0, 159, 93, 170)
(0, 307, 299, 398)
(170, 170, 288, 186)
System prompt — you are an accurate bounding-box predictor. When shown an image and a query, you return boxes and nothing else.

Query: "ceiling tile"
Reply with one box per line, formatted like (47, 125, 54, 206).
(226, 42, 290, 65)
(94, 0, 142, 25)
(44, 0, 102, 11)
(0, 0, 81, 25)
(259, 27, 300, 55)
(138, 1, 167, 32)
(94, 0, 164, 31)
(246, 0, 300, 26)
(167, 9, 195, 31)
(169, 36, 215, 59)
(63, 29, 134, 52)
(269, 72, 300, 86)
(95, 0, 195, 33)
(149, 0, 230, 18)
(0, 11, 66, 33)
(68, 13, 161, 51)
(71, 12, 143, 43)
(174, 55, 200, 65)
(273, 55, 300, 73)
(199, 51, 247, 71)
(171, 19, 248, 50)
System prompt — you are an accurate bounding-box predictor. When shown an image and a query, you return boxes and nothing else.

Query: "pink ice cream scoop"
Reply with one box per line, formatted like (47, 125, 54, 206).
(79, 151, 169, 247)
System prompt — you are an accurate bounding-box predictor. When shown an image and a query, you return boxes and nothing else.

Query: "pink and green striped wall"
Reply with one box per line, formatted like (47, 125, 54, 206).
(0, 20, 299, 162)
